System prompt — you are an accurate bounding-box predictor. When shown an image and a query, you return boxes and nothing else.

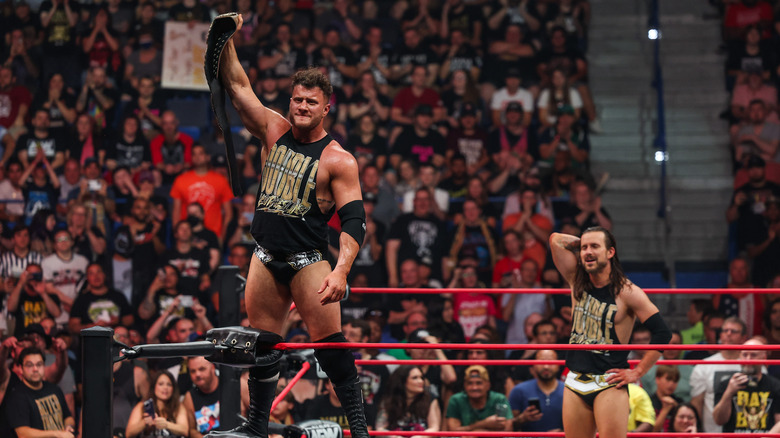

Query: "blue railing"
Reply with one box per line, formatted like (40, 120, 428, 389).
(650, 0, 667, 220)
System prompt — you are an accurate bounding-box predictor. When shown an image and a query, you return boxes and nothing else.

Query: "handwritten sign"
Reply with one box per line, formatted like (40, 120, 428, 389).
(161, 21, 209, 91)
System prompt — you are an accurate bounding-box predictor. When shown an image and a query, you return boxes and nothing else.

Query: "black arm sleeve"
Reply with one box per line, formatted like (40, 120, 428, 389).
(338, 200, 366, 248)
(643, 312, 672, 351)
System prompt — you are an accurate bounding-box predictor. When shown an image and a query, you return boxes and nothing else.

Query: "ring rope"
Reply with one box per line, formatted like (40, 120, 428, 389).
(344, 432, 780, 437)
(276, 342, 778, 351)
(351, 287, 780, 295)
(354, 359, 780, 366)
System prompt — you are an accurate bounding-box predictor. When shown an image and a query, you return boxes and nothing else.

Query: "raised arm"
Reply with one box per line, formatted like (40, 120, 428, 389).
(549, 232, 580, 284)
(218, 14, 290, 147)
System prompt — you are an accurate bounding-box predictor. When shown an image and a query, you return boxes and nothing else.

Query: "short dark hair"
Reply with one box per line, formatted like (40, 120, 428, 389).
(292, 67, 333, 102)
(532, 319, 556, 337)
(655, 364, 680, 382)
(346, 319, 371, 339)
(17, 347, 45, 366)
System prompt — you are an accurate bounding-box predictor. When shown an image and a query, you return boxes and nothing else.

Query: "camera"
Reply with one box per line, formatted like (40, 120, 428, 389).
(30, 272, 43, 282)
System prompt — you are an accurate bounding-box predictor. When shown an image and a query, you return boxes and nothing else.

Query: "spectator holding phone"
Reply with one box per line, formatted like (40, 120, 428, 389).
(508, 349, 564, 433)
(126, 370, 188, 438)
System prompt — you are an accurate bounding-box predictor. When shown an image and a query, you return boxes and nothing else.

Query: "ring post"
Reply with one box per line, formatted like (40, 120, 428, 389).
(216, 265, 242, 430)
(81, 326, 114, 438)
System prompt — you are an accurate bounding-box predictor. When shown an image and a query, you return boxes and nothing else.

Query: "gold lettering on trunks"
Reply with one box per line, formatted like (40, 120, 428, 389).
(569, 291, 618, 353)
(257, 143, 319, 217)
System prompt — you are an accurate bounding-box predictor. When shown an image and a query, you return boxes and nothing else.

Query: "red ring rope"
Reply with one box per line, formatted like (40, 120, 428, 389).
(344, 432, 780, 437)
(354, 359, 780, 366)
(351, 287, 780, 295)
(276, 342, 779, 351)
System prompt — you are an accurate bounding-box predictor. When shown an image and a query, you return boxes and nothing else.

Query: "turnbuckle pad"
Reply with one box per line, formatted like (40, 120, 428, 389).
(205, 326, 284, 368)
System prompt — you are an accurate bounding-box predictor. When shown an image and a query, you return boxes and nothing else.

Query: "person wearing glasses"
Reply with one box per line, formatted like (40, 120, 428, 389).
(2, 347, 76, 437)
(689, 316, 749, 433)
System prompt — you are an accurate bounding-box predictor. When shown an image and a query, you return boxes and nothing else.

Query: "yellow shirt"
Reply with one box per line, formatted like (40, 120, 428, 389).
(627, 384, 656, 431)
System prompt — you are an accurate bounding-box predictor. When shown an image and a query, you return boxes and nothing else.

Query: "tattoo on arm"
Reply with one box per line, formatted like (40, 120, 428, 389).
(317, 198, 335, 209)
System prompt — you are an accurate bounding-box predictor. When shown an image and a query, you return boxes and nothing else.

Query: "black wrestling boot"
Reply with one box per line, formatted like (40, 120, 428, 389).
(206, 376, 277, 438)
(333, 378, 370, 438)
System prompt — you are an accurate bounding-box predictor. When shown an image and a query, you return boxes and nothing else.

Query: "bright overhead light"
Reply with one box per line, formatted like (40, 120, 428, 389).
(654, 151, 668, 162)
(648, 29, 660, 40)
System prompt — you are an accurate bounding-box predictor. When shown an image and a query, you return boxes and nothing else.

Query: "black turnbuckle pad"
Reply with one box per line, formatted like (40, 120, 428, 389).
(205, 326, 284, 368)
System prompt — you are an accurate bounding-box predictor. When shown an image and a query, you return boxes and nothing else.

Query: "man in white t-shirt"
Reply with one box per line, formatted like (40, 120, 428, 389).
(490, 67, 534, 128)
(41, 229, 88, 328)
(401, 163, 449, 220)
(0, 160, 25, 220)
(689, 316, 749, 433)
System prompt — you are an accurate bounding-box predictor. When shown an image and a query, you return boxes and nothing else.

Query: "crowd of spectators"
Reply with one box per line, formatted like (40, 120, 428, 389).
(0, 0, 779, 436)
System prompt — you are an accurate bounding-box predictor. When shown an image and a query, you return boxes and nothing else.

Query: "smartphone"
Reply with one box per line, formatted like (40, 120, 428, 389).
(528, 397, 541, 411)
(143, 398, 155, 417)
(30, 272, 43, 282)
(179, 295, 194, 307)
(88, 179, 101, 191)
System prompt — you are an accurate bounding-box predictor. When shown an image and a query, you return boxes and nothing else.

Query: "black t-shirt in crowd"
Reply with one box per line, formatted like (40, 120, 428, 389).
(387, 213, 446, 269)
(162, 246, 210, 301)
(12, 290, 61, 337)
(715, 374, 780, 433)
(188, 385, 220, 434)
(123, 95, 167, 134)
(106, 132, 152, 169)
(345, 133, 388, 165)
(70, 288, 132, 325)
(22, 179, 59, 221)
(4, 378, 72, 435)
(15, 132, 65, 161)
(392, 127, 446, 164)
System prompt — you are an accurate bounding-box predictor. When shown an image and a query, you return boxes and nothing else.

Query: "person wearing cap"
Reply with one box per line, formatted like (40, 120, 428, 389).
(538, 105, 589, 172)
(727, 153, 780, 251)
(490, 66, 534, 128)
(446, 365, 513, 433)
(733, 99, 780, 163)
(486, 101, 533, 194)
(445, 102, 489, 176)
(391, 104, 447, 171)
(170, 144, 234, 240)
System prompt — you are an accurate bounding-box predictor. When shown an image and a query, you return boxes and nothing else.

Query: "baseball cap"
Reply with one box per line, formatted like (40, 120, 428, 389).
(747, 154, 766, 168)
(460, 103, 477, 117)
(464, 365, 490, 382)
(408, 328, 432, 343)
(414, 104, 433, 117)
(24, 323, 52, 348)
(505, 101, 523, 113)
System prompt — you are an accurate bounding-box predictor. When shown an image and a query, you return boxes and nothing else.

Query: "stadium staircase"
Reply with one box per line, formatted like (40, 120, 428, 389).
(587, 0, 732, 319)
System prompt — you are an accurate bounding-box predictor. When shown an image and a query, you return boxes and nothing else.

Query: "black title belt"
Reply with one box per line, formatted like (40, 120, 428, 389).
(205, 12, 243, 197)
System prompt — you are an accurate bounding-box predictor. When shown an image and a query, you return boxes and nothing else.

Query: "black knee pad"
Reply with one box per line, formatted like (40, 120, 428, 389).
(314, 332, 358, 386)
